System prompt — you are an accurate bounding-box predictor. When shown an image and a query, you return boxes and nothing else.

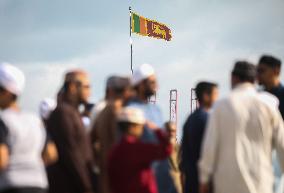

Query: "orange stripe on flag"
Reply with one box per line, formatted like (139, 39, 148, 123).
(140, 17, 147, 35)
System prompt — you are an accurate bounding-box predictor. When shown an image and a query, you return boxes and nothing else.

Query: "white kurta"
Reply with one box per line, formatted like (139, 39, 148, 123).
(199, 83, 284, 193)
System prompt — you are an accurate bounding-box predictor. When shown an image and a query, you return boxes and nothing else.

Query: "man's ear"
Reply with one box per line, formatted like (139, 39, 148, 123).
(68, 82, 77, 95)
(202, 92, 209, 103)
(274, 67, 281, 76)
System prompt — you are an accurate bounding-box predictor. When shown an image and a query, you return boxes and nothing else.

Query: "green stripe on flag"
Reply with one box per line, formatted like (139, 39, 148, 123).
(133, 13, 140, 33)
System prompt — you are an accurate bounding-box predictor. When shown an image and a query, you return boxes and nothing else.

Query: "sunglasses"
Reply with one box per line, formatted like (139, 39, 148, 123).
(81, 84, 91, 89)
(75, 81, 91, 89)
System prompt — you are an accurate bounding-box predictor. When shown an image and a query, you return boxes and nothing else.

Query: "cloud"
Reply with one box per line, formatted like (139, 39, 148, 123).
(1, 0, 284, 140)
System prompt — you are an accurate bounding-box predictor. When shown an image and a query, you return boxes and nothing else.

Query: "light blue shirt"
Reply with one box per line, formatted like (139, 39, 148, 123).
(128, 100, 164, 143)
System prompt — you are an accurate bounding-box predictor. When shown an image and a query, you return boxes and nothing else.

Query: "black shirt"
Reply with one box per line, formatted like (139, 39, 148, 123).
(180, 108, 209, 193)
(268, 84, 284, 119)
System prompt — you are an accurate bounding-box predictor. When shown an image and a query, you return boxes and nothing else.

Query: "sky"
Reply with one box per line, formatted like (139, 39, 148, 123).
(1, 0, 284, 139)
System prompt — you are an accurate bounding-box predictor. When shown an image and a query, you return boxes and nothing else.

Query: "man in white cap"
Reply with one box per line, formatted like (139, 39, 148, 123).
(129, 63, 163, 142)
(0, 63, 48, 193)
(130, 63, 180, 193)
(108, 107, 172, 193)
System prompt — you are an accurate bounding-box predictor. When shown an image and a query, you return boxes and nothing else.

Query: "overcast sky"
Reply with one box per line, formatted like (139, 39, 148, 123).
(1, 0, 284, 138)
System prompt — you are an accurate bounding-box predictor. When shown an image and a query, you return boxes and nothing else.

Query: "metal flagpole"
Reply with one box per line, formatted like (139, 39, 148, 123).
(129, 6, 133, 74)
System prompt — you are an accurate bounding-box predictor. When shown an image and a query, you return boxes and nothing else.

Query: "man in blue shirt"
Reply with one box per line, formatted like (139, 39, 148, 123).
(129, 63, 182, 193)
(180, 82, 218, 193)
(128, 63, 164, 143)
(257, 55, 284, 118)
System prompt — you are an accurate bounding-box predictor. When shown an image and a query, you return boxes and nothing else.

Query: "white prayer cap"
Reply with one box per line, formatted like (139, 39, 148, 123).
(39, 98, 56, 120)
(118, 107, 145, 125)
(0, 63, 25, 96)
(132, 63, 155, 86)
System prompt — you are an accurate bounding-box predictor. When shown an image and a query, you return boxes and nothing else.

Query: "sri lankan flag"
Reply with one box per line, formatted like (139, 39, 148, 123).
(131, 12, 172, 41)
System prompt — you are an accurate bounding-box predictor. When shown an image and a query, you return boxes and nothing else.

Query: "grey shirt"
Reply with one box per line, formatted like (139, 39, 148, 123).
(0, 108, 48, 190)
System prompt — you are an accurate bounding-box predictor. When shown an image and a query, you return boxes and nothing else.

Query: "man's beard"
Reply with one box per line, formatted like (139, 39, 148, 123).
(79, 97, 88, 105)
(144, 89, 155, 98)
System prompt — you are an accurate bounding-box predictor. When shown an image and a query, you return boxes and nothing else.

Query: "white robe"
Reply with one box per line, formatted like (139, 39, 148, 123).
(199, 83, 284, 193)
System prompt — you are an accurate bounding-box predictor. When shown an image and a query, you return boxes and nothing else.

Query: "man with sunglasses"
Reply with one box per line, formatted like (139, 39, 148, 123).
(47, 70, 95, 193)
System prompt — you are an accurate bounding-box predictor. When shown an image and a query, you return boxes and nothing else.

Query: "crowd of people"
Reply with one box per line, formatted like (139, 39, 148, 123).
(0, 54, 283, 193)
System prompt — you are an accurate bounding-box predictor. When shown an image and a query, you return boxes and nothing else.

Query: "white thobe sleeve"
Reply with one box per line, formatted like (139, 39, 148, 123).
(198, 105, 219, 184)
(272, 109, 284, 172)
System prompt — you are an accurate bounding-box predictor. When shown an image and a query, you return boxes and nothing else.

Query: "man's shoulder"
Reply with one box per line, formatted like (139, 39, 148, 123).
(184, 109, 208, 128)
(277, 84, 284, 97)
(2, 109, 41, 124)
(48, 103, 80, 125)
(212, 97, 230, 110)
(54, 102, 76, 115)
(1, 110, 44, 137)
(194, 108, 208, 116)
(258, 91, 279, 108)
(187, 109, 205, 121)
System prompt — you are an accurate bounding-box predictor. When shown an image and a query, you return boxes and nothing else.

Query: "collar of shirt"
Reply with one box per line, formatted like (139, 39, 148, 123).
(233, 82, 256, 93)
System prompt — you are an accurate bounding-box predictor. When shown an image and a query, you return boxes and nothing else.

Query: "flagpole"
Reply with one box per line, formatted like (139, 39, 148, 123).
(129, 6, 133, 74)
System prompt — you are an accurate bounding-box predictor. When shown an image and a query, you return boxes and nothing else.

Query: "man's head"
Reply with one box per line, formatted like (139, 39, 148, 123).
(257, 55, 282, 89)
(62, 69, 91, 105)
(195, 81, 218, 109)
(0, 63, 25, 110)
(132, 64, 157, 99)
(231, 61, 256, 88)
(105, 75, 132, 103)
(165, 121, 177, 143)
(117, 107, 145, 138)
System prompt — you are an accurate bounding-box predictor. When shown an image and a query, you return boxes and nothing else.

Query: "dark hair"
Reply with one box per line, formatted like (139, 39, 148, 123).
(232, 61, 256, 83)
(259, 55, 281, 69)
(114, 87, 127, 95)
(0, 85, 18, 102)
(0, 85, 17, 101)
(118, 121, 134, 133)
(195, 81, 218, 103)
